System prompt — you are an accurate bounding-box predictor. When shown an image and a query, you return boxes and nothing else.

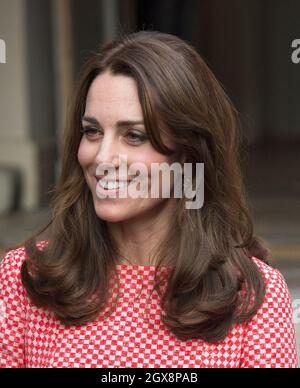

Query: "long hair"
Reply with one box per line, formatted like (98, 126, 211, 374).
(16, 30, 269, 343)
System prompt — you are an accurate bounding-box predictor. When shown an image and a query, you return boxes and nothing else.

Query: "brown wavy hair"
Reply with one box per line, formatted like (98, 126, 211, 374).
(16, 30, 269, 343)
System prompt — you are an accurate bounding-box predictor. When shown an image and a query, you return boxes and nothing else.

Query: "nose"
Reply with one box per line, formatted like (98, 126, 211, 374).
(94, 132, 120, 168)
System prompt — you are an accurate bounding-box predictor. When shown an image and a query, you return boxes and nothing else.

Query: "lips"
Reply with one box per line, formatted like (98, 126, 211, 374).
(94, 175, 137, 193)
(95, 176, 133, 185)
(95, 175, 133, 182)
(98, 180, 129, 190)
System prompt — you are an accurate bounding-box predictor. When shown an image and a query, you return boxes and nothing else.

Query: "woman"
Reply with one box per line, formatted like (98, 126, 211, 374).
(0, 31, 297, 368)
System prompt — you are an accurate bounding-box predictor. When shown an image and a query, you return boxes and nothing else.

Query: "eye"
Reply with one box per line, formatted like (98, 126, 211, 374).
(126, 130, 148, 144)
(81, 127, 102, 140)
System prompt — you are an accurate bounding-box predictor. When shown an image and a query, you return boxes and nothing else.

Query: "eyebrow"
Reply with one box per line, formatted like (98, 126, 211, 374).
(82, 116, 145, 127)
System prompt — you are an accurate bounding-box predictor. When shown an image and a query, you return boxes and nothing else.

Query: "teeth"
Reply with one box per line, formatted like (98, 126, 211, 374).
(99, 180, 128, 190)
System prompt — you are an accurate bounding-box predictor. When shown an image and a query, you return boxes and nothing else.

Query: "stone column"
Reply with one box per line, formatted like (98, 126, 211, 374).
(52, 0, 74, 146)
(100, 0, 119, 43)
(0, 0, 56, 212)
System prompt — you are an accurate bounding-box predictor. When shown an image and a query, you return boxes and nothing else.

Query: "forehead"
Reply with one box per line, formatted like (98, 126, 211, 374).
(85, 72, 143, 120)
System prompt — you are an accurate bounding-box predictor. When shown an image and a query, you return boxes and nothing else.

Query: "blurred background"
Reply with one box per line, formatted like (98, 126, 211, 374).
(0, 0, 299, 363)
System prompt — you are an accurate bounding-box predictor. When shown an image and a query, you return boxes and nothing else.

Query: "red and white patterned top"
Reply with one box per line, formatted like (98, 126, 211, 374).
(0, 245, 298, 368)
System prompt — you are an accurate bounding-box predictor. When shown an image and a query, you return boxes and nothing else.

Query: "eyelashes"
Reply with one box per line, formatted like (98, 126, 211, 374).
(80, 127, 148, 144)
(80, 127, 100, 139)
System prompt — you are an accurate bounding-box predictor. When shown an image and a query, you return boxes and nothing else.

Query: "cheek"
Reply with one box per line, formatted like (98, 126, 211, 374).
(77, 140, 93, 168)
(130, 149, 174, 195)
(130, 148, 171, 170)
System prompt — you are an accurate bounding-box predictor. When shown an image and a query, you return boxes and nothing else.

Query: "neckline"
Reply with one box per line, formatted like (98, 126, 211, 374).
(116, 263, 171, 270)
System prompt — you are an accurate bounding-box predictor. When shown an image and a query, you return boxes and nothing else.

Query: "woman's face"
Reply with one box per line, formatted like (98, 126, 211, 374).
(77, 71, 176, 223)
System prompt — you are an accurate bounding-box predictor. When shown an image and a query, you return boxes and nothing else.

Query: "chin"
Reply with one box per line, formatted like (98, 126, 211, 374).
(93, 200, 134, 223)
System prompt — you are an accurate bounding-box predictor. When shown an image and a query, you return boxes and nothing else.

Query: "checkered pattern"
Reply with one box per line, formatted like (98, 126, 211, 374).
(0, 245, 298, 368)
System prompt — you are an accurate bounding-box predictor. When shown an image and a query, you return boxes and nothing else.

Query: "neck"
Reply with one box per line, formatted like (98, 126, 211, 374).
(107, 198, 177, 266)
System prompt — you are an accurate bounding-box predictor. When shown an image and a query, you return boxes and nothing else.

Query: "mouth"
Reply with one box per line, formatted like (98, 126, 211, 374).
(94, 176, 137, 192)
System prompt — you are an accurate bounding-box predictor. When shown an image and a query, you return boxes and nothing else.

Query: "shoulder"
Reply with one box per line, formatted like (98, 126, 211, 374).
(1, 246, 26, 282)
(0, 241, 48, 290)
(0, 246, 29, 312)
(240, 257, 298, 368)
(250, 256, 290, 299)
(247, 256, 294, 334)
